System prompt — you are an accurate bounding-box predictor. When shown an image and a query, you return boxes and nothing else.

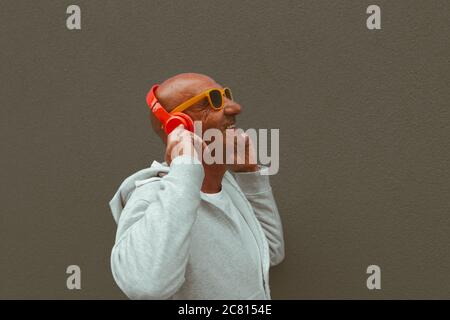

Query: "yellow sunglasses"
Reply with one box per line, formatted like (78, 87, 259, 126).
(171, 87, 233, 114)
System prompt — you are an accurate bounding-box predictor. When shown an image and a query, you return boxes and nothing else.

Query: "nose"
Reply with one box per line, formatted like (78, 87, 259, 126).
(223, 99, 242, 116)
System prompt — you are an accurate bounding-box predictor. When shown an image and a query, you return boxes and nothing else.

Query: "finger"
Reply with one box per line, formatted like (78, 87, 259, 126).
(190, 133, 208, 156)
(170, 124, 185, 138)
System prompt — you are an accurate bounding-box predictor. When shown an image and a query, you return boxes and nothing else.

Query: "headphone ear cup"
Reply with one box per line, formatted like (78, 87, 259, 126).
(164, 113, 194, 134)
(175, 113, 194, 132)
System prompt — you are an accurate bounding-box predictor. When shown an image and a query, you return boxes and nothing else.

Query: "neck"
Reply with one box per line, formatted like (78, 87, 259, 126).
(201, 163, 227, 193)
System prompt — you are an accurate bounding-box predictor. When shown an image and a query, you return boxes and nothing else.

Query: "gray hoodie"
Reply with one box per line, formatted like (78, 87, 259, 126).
(109, 155, 285, 299)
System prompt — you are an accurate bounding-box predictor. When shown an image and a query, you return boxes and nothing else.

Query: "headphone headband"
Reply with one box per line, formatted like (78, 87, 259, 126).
(146, 84, 171, 124)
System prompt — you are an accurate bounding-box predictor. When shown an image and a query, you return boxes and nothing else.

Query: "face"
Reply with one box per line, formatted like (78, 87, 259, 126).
(182, 78, 242, 135)
(153, 73, 243, 150)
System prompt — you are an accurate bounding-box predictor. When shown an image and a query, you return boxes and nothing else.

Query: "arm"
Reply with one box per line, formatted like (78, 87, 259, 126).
(233, 168, 285, 266)
(111, 156, 204, 299)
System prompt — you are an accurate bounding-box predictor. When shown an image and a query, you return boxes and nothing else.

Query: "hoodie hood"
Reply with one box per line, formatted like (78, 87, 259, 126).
(109, 160, 170, 223)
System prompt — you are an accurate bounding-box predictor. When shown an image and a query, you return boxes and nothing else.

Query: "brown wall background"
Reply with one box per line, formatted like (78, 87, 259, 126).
(1, 1, 449, 299)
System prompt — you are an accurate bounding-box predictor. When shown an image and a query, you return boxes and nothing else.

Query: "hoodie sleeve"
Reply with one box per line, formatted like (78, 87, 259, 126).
(232, 168, 285, 267)
(110, 155, 204, 299)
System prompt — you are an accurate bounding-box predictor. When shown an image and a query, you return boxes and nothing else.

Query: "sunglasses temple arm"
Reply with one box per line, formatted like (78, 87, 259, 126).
(171, 94, 207, 114)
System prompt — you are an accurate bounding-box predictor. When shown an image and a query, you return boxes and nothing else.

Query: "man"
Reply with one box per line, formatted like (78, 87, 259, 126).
(109, 73, 284, 299)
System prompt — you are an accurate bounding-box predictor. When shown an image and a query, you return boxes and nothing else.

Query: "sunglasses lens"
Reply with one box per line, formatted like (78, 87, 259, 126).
(224, 88, 233, 100)
(209, 90, 223, 109)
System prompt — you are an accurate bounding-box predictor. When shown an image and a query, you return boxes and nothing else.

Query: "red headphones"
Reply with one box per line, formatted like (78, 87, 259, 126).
(146, 84, 194, 134)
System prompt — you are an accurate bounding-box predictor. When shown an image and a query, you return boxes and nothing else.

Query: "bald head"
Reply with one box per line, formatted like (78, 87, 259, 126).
(149, 73, 221, 141)
(155, 73, 220, 112)
(149, 72, 241, 145)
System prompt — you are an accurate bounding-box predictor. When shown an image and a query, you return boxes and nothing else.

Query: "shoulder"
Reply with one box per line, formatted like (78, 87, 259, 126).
(129, 175, 165, 204)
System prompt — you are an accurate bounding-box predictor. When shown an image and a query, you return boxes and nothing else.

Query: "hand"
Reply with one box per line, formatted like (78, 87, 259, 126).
(226, 129, 259, 173)
(165, 125, 207, 166)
